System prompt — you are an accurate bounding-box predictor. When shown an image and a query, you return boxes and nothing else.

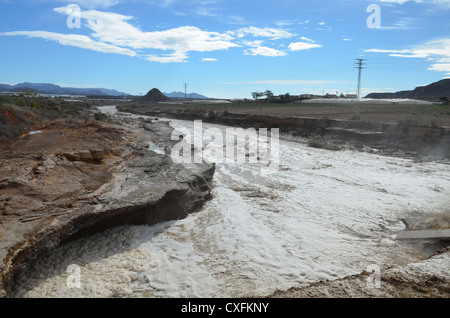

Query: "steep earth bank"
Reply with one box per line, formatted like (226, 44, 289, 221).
(117, 105, 450, 161)
(0, 116, 214, 297)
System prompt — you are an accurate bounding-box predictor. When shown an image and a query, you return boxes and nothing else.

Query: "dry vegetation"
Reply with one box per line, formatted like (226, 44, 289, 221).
(0, 96, 91, 143)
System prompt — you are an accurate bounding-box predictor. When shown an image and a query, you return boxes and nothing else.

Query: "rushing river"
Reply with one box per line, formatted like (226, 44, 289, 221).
(9, 107, 450, 298)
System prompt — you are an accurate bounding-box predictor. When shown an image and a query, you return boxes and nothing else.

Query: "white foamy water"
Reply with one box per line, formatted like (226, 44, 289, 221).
(10, 113, 450, 298)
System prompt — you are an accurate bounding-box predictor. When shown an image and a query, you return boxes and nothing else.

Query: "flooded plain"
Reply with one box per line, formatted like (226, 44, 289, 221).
(9, 111, 450, 298)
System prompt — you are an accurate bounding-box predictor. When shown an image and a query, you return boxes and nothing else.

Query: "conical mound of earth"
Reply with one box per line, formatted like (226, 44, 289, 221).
(142, 88, 169, 102)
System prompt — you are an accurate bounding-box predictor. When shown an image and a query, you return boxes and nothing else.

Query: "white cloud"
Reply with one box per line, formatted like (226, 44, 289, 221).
(376, 0, 450, 9)
(57, 7, 237, 53)
(364, 48, 411, 54)
(380, 17, 419, 30)
(288, 41, 322, 51)
(242, 40, 263, 47)
(245, 46, 287, 57)
(145, 52, 188, 63)
(300, 36, 314, 42)
(428, 63, 450, 72)
(58, 0, 119, 9)
(201, 58, 218, 62)
(53, 6, 239, 62)
(233, 27, 295, 40)
(365, 38, 450, 75)
(1, 4, 317, 63)
(275, 21, 296, 27)
(0, 30, 136, 56)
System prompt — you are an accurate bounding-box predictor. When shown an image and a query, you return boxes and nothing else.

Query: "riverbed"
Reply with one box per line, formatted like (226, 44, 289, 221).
(9, 107, 450, 298)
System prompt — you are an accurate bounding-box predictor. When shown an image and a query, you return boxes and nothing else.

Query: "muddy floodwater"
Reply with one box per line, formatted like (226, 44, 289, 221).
(9, 109, 450, 298)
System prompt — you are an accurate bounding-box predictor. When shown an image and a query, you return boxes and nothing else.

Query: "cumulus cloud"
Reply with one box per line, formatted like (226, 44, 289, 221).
(0, 4, 322, 63)
(232, 27, 295, 40)
(54, 5, 239, 62)
(245, 46, 287, 57)
(288, 41, 322, 51)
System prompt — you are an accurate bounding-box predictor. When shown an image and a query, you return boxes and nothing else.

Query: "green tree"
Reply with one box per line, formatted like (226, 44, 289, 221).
(264, 90, 273, 98)
(280, 93, 293, 103)
(251, 92, 264, 100)
(264, 90, 274, 102)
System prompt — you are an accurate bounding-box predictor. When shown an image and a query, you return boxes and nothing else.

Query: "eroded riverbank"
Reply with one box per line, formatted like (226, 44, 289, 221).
(5, 107, 449, 298)
(0, 114, 214, 297)
(117, 104, 450, 162)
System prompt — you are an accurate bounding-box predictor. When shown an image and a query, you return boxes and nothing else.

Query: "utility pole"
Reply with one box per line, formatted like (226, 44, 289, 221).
(355, 58, 366, 100)
(354, 58, 367, 120)
(184, 83, 188, 99)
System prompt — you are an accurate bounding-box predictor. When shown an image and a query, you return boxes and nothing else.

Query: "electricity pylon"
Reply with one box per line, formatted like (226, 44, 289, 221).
(354, 59, 367, 120)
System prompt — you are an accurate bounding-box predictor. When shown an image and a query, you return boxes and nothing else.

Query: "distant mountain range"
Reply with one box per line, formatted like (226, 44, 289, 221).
(0, 82, 210, 99)
(164, 91, 209, 99)
(0, 82, 127, 96)
(366, 79, 450, 100)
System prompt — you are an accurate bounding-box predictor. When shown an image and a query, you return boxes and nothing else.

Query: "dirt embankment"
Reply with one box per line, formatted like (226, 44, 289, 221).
(117, 104, 450, 161)
(0, 116, 215, 297)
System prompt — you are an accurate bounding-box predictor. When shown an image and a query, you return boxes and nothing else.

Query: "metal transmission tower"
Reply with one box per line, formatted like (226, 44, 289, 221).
(354, 58, 367, 120)
(355, 58, 367, 100)
(184, 83, 188, 99)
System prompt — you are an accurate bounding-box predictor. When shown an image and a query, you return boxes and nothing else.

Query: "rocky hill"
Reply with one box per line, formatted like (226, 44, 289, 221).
(141, 88, 169, 102)
(366, 79, 450, 101)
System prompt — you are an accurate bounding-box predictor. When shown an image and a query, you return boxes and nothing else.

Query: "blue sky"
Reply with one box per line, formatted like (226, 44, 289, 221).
(0, 0, 449, 99)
